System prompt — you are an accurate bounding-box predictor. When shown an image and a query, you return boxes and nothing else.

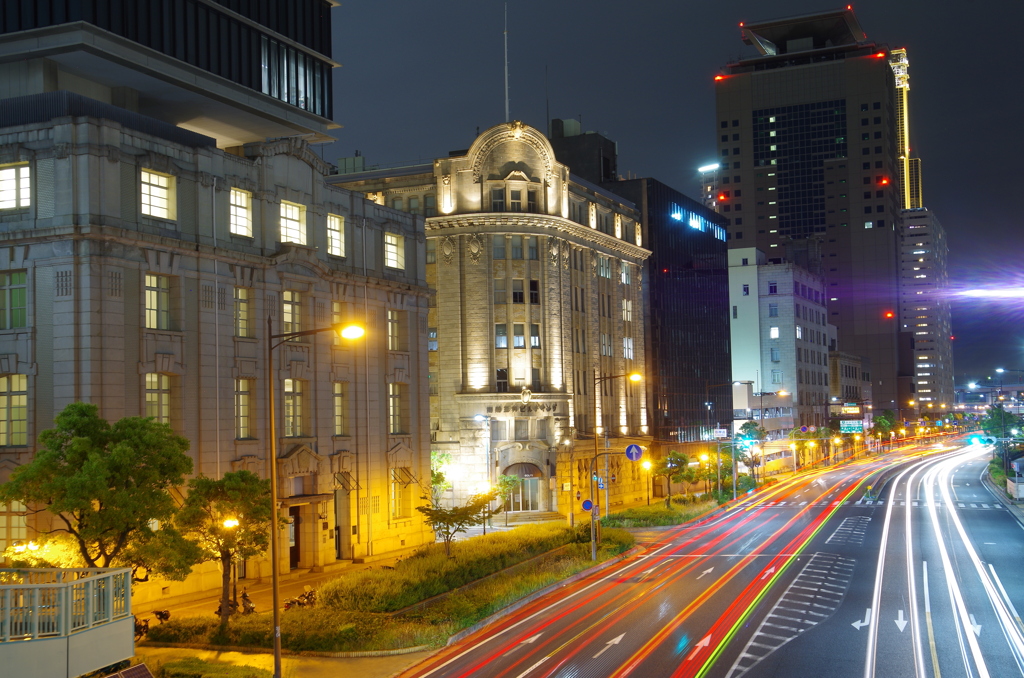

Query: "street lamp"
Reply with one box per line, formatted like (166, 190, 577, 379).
(473, 414, 496, 531)
(223, 517, 239, 607)
(641, 460, 652, 506)
(699, 453, 710, 493)
(265, 316, 364, 678)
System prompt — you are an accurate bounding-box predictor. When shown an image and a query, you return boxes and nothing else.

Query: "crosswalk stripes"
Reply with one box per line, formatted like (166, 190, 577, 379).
(724, 552, 855, 678)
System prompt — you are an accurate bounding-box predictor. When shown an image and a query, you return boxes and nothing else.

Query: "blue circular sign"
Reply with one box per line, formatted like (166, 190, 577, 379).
(625, 444, 643, 461)
(582, 499, 594, 511)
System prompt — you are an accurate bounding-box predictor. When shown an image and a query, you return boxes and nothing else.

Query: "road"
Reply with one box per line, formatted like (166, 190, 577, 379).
(399, 437, 1024, 678)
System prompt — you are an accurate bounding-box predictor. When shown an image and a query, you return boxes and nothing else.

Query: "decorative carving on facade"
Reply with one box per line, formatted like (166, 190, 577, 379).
(469, 121, 555, 184)
(549, 239, 560, 265)
(561, 242, 569, 269)
(231, 455, 262, 475)
(467, 234, 483, 263)
(52, 143, 71, 160)
(440, 235, 456, 266)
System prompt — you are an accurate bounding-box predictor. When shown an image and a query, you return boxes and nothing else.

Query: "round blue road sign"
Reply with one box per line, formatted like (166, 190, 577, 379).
(582, 499, 594, 511)
(625, 444, 643, 461)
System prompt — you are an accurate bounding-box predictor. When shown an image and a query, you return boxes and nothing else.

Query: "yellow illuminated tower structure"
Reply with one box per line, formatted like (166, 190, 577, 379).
(889, 48, 923, 208)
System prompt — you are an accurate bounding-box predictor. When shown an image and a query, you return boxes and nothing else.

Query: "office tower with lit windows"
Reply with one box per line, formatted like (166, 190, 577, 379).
(0, 0, 434, 594)
(889, 48, 923, 210)
(714, 6, 916, 419)
(899, 208, 953, 408)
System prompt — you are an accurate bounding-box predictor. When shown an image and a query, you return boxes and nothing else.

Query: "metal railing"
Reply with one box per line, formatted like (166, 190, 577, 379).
(0, 568, 132, 642)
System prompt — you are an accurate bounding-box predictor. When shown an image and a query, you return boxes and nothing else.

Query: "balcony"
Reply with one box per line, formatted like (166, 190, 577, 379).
(1, 568, 134, 678)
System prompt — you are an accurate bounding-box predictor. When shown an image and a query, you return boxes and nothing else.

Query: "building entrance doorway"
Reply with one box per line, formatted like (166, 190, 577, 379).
(503, 462, 542, 512)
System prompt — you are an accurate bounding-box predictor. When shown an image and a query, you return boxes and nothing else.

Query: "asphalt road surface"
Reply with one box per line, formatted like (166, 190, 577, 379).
(400, 436, 1024, 678)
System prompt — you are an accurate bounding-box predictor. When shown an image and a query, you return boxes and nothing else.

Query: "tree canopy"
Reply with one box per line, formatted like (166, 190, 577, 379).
(416, 488, 500, 557)
(0, 402, 198, 580)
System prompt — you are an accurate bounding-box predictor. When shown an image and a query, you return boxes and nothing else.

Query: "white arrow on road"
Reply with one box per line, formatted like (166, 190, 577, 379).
(686, 634, 711, 660)
(852, 608, 872, 630)
(760, 566, 776, 581)
(696, 567, 714, 580)
(592, 633, 625, 658)
(969, 614, 982, 637)
(502, 634, 542, 657)
(895, 609, 908, 632)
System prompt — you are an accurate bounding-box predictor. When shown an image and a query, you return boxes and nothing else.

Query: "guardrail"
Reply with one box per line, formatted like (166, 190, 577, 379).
(1, 568, 132, 642)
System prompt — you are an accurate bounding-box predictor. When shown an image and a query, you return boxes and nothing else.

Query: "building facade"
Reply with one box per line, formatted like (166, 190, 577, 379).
(729, 248, 833, 430)
(899, 208, 953, 408)
(714, 7, 916, 420)
(331, 121, 652, 518)
(0, 0, 434, 600)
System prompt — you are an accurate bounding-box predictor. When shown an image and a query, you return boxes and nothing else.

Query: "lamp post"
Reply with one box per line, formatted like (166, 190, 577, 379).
(266, 316, 364, 678)
(473, 414, 496, 532)
(592, 372, 642, 517)
(562, 431, 575, 527)
(641, 460, 652, 506)
(699, 453, 709, 493)
(789, 442, 797, 474)
(223, 517, 239, 607)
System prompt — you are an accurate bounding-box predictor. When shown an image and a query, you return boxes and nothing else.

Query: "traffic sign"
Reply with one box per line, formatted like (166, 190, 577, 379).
(582, 499, 594, 511)
(625, 444, 643, 461)
(611, 474, 617, 483)
(576, 490, 581, 501)
(598, 481, 605, 490)
(714, 428, 729, 438)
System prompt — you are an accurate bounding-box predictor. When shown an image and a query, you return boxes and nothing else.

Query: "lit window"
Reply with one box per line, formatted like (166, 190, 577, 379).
(0, 164, 30, 210)
(0, 272, 27, 329)
(428, 327, 438, 351)
(0, 374, 27, 445)
(598, 257, 612, 278)
(235, 379, 251, 439)
(530, 324, 540, 348)
(769, 326, 780, 339)
(513, 323, 525, 348)
(512, 279, 524, 303)
(388, 382, 408, 434)
(0, 500, 28, 555)
(622, 299, 633, 322)
(390, 467, 413, 519)
(623, 336, 634, 359)
(384, 233, 405, 269)
(621, 264, 632, 285)
(333, 382, 348, 436)
(387, 310, 408, 351)
(283, 379, 304, 437)
(495, 324, 507, 348)
(229, 188, 252, 236)
(282, 290, 301, 335)
(796, 325, 803, 339)
(280, 201, 306, 245)
(144, 373, 170, 423)
(144, 274, 171, 330)
(328, 214, 345, 256)
(234, 287, 251, 337)
(141, 169, 174, 219)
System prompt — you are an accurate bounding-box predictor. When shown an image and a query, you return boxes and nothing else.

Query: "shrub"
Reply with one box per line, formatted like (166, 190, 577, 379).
(158, 658, 271, 678)
(601, 502, 716, 528)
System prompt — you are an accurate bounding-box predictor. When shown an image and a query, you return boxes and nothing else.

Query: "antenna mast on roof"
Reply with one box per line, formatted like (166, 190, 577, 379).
(504, 3, 510, 122)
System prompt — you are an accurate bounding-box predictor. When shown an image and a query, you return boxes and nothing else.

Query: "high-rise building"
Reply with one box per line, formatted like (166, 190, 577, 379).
(714, 6, 916, 420)
(889, 48, 923, 209)
(0, 0, 434, 597)
(330, 121, 652, 518)
(899, 208, 953, 408)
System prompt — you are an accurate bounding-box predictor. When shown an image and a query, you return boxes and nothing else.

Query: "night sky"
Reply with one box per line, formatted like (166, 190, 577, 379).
(324, 1, 1024, 384)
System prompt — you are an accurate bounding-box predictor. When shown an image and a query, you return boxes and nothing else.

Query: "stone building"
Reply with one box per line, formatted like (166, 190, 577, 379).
(0, 1, 432, 602)
(331, 121, 652, 518)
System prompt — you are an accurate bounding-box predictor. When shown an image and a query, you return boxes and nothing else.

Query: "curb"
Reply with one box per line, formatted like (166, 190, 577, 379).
(139, 641, 433, 658)
(446, 544, 644, 646)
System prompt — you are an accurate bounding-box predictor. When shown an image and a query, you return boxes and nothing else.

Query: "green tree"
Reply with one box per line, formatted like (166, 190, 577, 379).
(415, 488, 500, 557)
(737, 421, 768, 445)
(426, 450, 453, 508)
(0, 402, 198, 581)
(655, 450, 695, 504)
(871, 409, 898, 436)
(175, 471, 273, 630)
(496, 475, 519, 526)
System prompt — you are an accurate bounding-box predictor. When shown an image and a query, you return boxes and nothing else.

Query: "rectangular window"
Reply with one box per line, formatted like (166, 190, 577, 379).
(235, 379, 251, 439)
(0, 500, 28, 555)
(229, 188, 252, 236)
(527, 236, 538, 260)
(732, 305, 737, 319)
(769, 326, 780, 339)
(0, 374, 27, 445)
(768, 281, 778, 294)
(496, 368, 509, 393)
(328, 214, 345, 256)
(529, 280, 540, 304)
(491, 188, 505, 211)
(622, 299, 633, 322)
(384, 233, 405, 269)
(621, 264, 632, 285)
(426, 239, 436, 264)
(144, 274, 171, 330)
(283, 379, 304, 437)
(770, 348, 780, 362)
(424, 194, 437, 217)
(532, 368, 542, 392)
(512, 279, 524, 303)
(141, 169, 174, 220)
(388, 382, 407, 434)
(598, 257, 612, 278)
(280, 201, 306, 245)
(510, 235, 523, 259)
(494, 278, 507, 304)
(509, 190, 522, 212)
(387, 310, 408, 351)
(527, 190, 538, 212)
(390, 467, 413, 519)
(493, 235, 506, 259)
(427, 327, 438, 351)
(282, 290, 301, 335)
(144, 373, 170, 424)
(333, 382, 348, 436)
(0, 165, 30, 210)
(234, 287, 251, 337)
(513, 323, 525, 348)
(796, 325, 803, 339)
(0, 272, 27, 330)
(407, 197, 420, 215)
(623, 336, 634, 360)
(742, 284, 749, 296)
(530, 324, 540, 348)
(495, 323, 508, 348)
(771, 369, 783, 384)
(768, 303, 779, 317)
(515, 419, 529, 441)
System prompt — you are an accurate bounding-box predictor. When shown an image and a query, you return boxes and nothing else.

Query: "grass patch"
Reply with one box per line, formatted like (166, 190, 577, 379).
(157, 657, 271, 678)
(147, 528, 633, 653)
(600, 501, 718, 528)
(989, 457, 1008, 493)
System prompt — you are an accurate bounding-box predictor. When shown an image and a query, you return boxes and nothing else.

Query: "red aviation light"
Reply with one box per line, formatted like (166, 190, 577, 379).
(739, 22, 745, 27)
(883, 310, 895, 319)
(880, 177, 890, 185)
(873, 51, 887, 58)
(714, 75, 725, 81)
(717, 194, 728, 201)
